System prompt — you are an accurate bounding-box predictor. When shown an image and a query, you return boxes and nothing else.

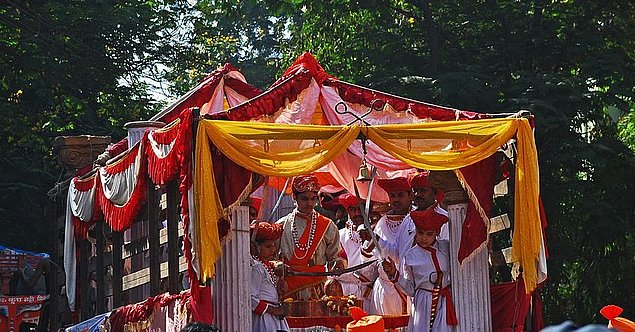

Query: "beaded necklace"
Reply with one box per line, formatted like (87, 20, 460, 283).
(291, 209, 317, 260)
(252, 255, 278, 285)
(346, 221, 362, 245)
(385, 215, 404, 235)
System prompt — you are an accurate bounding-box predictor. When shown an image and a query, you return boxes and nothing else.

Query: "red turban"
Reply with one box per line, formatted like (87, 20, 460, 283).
(292, 174, 321, 193)
(250, 222, 283, 242)
(338, 193, 360, 209)
(250, 197, 262, 213)
(410, 209, 448, 232)
(377, 177, 411, 193)
(409, 171, 432, 189)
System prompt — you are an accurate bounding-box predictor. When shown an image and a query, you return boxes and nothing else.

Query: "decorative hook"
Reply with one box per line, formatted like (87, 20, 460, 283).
(335, 99, 386, 126)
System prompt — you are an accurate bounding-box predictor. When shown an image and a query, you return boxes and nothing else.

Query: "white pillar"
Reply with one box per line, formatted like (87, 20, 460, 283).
(447, 203, 492, 332)
(429, 170, 492, 332)
(124, 120, 165, 148)
(213, 206, 252, 332)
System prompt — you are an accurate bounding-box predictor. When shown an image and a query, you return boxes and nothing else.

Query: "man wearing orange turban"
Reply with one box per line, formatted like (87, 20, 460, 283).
(276, 174, 342, 301)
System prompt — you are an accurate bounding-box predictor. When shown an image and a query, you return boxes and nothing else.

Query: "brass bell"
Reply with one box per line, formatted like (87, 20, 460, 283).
(356, 160, 372, 182)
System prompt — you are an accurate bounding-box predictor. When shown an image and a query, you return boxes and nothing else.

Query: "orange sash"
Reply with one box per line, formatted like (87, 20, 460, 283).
(284, 213, 330, 298)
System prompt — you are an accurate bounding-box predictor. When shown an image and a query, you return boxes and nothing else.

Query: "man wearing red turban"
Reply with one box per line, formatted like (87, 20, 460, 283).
(368, 176, 414, 315)
(275, 174, 342, 300)
(409, 171, 449, 240)
(334, 193, 378, 310)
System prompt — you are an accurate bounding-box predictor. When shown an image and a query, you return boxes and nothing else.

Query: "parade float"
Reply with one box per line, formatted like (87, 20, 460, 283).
(53, 53, 547, 331)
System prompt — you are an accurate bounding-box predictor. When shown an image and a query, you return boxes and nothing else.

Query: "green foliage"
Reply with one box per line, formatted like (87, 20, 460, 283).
(1, 0, 634, 324)
(183, 0, 635, 323)
(0, 0, 180, 251)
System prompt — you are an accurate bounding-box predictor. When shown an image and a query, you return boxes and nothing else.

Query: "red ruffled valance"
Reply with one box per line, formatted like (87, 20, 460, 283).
(215, 72, 314, 121)
(96, 140, 147, 232)
(324, 79, 485, 121)
(146, 118, 183, 185)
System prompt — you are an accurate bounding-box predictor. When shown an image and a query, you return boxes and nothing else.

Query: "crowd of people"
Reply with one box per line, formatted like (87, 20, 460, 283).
(248, 172, 456, 332)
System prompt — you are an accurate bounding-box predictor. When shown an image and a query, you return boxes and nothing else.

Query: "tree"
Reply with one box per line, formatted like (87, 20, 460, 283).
(184, 0, 635, 323)
(0, 0, 184, 251)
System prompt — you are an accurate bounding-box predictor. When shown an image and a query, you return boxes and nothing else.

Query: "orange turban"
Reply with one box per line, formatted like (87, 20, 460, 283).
(377, 177, 411, 193)
(292, 175, 321, 193)
(601, 305, 635, 332)
(346, 307, 385, 332)
(250, 222, 283, 242)
(410, 209, 448, 232)
(338, 193, 360, 209)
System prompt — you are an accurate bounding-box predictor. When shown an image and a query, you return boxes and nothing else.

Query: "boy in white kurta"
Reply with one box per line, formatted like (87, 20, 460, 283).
(335, 193, 378, 310)
(382, 209, 457, 332)
(250, 222, 290, 332)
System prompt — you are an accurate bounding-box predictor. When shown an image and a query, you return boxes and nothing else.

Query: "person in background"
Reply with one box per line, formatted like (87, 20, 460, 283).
(369, 176, 414, 315)
(409, 171, 449, 240)
(250, 222, 289, 332)
(334, 193, 378, 311)
(382, 209, 457, 332)
(249, 197, 262, 222)
(276, 175, 342, 300)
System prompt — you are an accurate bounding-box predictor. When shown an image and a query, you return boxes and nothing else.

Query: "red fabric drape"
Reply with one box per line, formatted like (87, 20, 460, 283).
(216, 73, 313, 121)
(160, 64, 235, 124)
(490, 279, 532, 332)
(107, 292, 190, 332)
(176, 110, 213, 324)
(287, 315, 410, 329)
(323, 79, 485, 121)
(458, 155, 497, 262)
(70, 176, 101, 240)
(146, 118, 183, 185)
(96, 140, 147, 232)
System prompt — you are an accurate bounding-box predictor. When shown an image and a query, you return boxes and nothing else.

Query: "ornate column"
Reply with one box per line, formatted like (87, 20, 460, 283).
(53, 135, 111, 175)
(429, 171, 492, 332)
(213, 206, 252, 331)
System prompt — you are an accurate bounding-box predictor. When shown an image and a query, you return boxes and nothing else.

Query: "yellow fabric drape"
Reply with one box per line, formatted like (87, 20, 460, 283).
(194, 121, 359, 281)
(194, 118, 542, 293)
(366, 118, 542, 292)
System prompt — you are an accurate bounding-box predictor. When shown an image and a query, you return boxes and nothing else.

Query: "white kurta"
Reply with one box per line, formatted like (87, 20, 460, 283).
(335, 222, 378, 312)
(394, 240, 452, 332)
(251, 259, 289, 332)
(372, 214, 413, 315)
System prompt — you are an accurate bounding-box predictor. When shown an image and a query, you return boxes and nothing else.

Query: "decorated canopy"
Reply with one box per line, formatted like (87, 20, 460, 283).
(63, 53, 547, 320)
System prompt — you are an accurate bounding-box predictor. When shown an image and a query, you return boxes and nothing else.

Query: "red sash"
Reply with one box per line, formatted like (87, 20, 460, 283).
(283, 213, 331, 298)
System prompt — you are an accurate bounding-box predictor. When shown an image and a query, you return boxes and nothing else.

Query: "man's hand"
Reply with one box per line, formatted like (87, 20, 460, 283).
(267, 305, 288, 320)
(273, 262, 289, 277)
(381, 257, 397, 279)
(329, 259, 345, 272)
(358, 228, 373, 242)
